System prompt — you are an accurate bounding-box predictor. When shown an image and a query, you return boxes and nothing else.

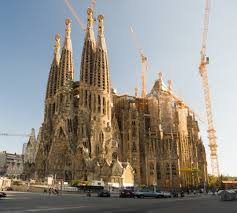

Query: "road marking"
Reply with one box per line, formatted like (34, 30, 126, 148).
(24, 206, 88, 212)
(1, 206, 89, 213)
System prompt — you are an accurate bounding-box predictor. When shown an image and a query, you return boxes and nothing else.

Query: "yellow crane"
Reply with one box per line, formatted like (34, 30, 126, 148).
(130, 26, 148, 98)
(199, 0, 219, 176)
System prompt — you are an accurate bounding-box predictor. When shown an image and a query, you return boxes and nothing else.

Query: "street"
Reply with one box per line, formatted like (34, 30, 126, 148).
(0, 192, 237, 213)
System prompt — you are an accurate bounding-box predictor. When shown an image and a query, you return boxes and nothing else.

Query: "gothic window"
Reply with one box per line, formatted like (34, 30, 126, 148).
(99, 131, 104, 144)
(94, 95, 96, 112)
(112, 152, 117, 160)
(52, 103, 56, 114)
(59, 128, 65, 138)
(150, 163, 154, 175)
(60, 93, 63, 103)
(81, 126, 84, 137)
(83, 140, 87, 148)
(73, 117, 78, 135)
(157, 163, 161, 180)
(89, 93, 91, 110)
(172, 163, 177, 176)
(132, 142, 137, 152)
(132, 127, 136, 137)
(98, 95, 101, 113)
(107, 101, 109, 118)
(96, 144, 100, 156)
(166, 163, 170, 176)
(103, 97, 106, 115)
(67, 120, 70, 133)
(85, 90, 88, 107)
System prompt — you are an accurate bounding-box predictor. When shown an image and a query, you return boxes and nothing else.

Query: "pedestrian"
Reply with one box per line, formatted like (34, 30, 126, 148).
(48, 187, 52, 196)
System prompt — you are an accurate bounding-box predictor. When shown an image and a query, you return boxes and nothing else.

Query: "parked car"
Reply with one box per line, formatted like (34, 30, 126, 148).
(161, 191, 172, 198)
(134, 189, 164, 198)
(119, 189, 135, 198)
(0, 192, 7, 198)
(97, 190, 110, 197)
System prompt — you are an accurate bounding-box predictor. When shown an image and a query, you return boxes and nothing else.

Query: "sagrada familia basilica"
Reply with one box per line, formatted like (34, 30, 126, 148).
(23, 7, 208, 189)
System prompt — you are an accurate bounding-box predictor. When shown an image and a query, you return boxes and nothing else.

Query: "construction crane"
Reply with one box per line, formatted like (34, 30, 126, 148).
(0, 133, 32, 137)
(199, 0, 220, 176)
(64, 0, 86, 31)
(130, 26, 148, 98)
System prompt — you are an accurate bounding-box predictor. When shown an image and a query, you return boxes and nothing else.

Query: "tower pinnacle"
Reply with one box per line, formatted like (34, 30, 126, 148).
(85, 7, 96, 47)
(54, 33, 60, 65)
(97, 15, 107, 50)
(57, 18, 74, 89)
(87, 8, 94, 30)
(98, 15, 104, 36)
(64, 18, 72, 51)
(79, 8, 96, 85)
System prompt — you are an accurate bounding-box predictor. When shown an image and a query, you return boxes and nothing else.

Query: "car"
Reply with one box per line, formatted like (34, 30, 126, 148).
(97, 190, 110, 197)
(134, 189, 164, 198)
(0, 192, 7, 198)
(119, 189, 135, 198)
(161, 191, 172, 198)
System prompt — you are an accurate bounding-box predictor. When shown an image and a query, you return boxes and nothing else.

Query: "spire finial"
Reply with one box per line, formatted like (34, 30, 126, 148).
(98, 15, 104, 36)
(65, 18, 71, 39)
(87, 8, 94, 29)
(64, 18, 72, 50)
(158, 72, 163, 81)
(54, 33, 60, 64)
(168, 80, 173, 91)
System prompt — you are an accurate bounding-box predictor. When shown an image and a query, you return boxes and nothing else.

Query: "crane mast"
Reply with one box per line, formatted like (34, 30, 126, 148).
(199, 0, 220, 177)
(0, 133, 32, 137)
(130, 26, 148, 98)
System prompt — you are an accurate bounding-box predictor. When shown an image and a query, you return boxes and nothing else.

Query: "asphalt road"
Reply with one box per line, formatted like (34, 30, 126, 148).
(0, 191, 237, 213)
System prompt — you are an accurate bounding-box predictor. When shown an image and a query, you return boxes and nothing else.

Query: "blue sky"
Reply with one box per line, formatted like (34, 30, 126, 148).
(0, 0, 236, 176)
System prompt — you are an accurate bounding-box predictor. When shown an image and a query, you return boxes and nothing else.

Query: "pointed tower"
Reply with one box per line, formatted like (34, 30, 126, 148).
(80, 8, 96, 85)
(46, 33, 60, 100)
(57, 19, 74, 90)
(44, 33, 60, 120)
(94, 15, 110, 94)
(79, 8, 97, 113)
(93, 14, 111, 120)
(90, 14, 112, 160)
(24, 128, 37, 163)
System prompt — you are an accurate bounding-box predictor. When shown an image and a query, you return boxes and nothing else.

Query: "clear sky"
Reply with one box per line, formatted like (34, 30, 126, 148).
(0, 0, 236, 176)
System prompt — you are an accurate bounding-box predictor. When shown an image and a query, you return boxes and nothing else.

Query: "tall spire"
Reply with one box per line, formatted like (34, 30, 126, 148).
(79, 8, 96, 85)
(57, 18, 74, 90)
(93, 14, 110, 93)
(46, 33, 61, 99)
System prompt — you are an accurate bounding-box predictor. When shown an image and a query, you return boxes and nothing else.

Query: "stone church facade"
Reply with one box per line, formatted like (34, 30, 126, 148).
(33, 8, 208, 189)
